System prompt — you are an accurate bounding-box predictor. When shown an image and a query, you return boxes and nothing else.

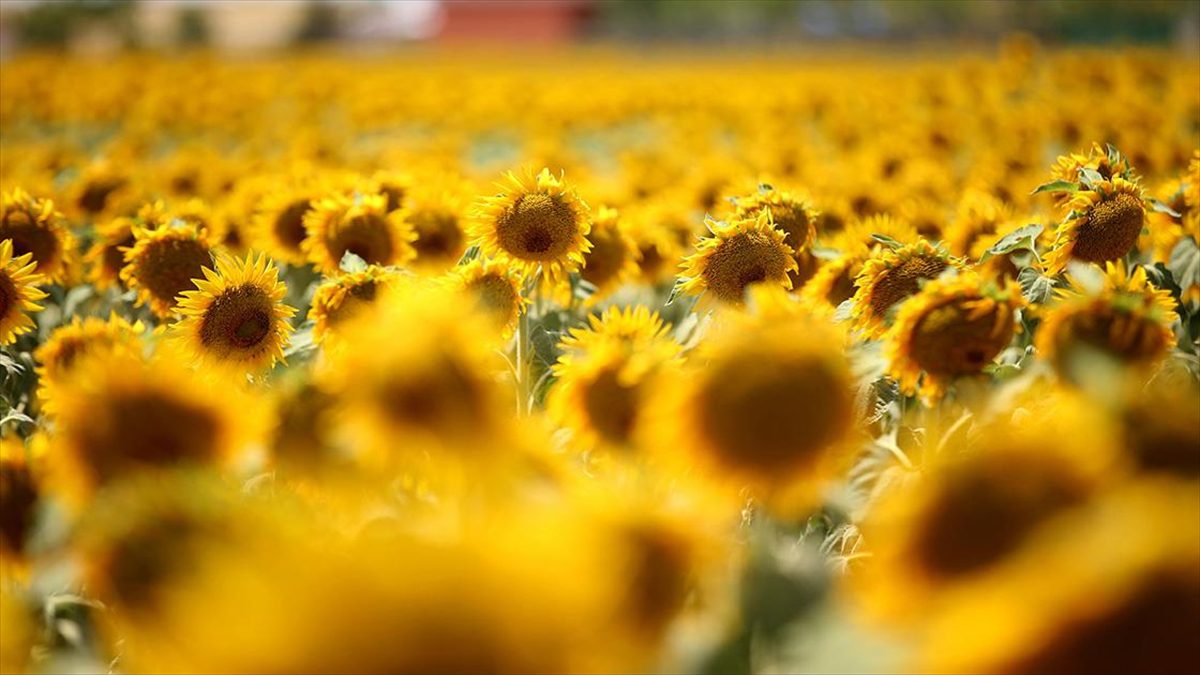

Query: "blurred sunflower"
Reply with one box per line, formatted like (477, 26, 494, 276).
(1116, 378, 1200, 479)
(172, 253, 295, 374)
(851, 240, 963, 338)
(558, 304, 675, 356)
(1, 188, 74, 284)
(309, 264, 403, 345)
(1037, 262, 1177, 380)
(67, 160, 131, 218)
(367, 169, 412, 213)
(470, 167, 592, 283)
(35, 314, 145, 414)
(625, 203, 685, 285)
(444, 257, 528, 338)
(85, 216, 137, 290)
(678, 212, 796, 306)
(577, 206, 639, 300)
(885, 273, 1023, 402)
(945, 190, 1012, 257)
(0, 436, 42, 574)
(249, 183, 320, 265)
(800, 253, 867, 309)
(1045, 177, 1146, 274)
(266, 371, 343, 478)
(402, 186, 470, 272)
(121, 222, 216, 318)
(0, 238, 47, 345)
(303, 192, 416, 274)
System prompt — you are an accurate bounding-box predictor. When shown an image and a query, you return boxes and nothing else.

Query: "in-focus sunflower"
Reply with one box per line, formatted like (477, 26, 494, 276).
(121, 222, 216, 318)
(34, 314, 145, 414)
(0, 239, 47, 345)
(1, 188, 74, 284)
(470, 167, 592, 282)
(578, 206, 639, 300)
(48, 351, 262, 503)
(85, 216, 137, 290)
(172, 253, 295, 374)
(1045, 176, 1146, 274)
(1049, 142, 1135, 196)
(733, 184, 819, 255)
(249, 183, 320, 265)
(402, 187, 470, 272)
(885, 273, 1023, 402)
(302, 192, 416, 274)
(308, 264, 402, 345)
(1036, 261, 1177, 380)
(445, 257, 528, 338)
(678, 212, 796, 306)
(850, 240, 963, 338)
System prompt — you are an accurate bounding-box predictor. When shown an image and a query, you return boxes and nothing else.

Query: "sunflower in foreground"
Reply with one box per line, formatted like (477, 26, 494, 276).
(1036, 261, 1177, 381)
(85, 216, 138, 290)
(121, 222, 216, 318)
(34, 314, 145, 414)
(0, 238, 47, 345)
(172, 253, 295, 374)
(309, 264, 403, 345)
(885, 273, 1023, 402)
(1044, 176, 1146, 275)
(1, 188, 75, 284)
(678, 212, 796, 306)
(48, 351, 262, 503)
(445, 257, 528, 338)
(470, 167, 592, 282)
(851, 240, 963, 338)
(302, 192, 416, 274)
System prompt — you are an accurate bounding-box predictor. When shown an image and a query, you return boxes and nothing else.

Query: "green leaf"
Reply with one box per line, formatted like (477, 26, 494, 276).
(1078, 168, 1105, 187)
(338, 251, 368, 273)
(456, 245, 480, 265)
(1031, 180, 1079, 195)
(1168, 237, 1200, 293)
(871, 233, 904, 250)
(1018, 266, 1055, 305)
(0, 411, 34, 429)
(1150, 199, 1182, 218)
(980, 223, 1043, 262)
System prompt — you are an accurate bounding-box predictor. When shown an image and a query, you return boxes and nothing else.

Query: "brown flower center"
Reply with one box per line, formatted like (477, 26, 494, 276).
(495, 193, 579, 261)
(274, 199, 312, 250)
(199, 284, 274, 351)
(0, 461, 38, 557)
(867, 254, 948, 320)
(581, 227, 631, 288)
(1072, 192, 1144, 263)
(2, 209, 62, 276)
(411, 211, 464, 262)
(909, 299, 1014, 376)
(134, 238, 213, 309)
(581, 367, 639, 445)
(701, 231, 792, 305)
(330, 214, 395, 266)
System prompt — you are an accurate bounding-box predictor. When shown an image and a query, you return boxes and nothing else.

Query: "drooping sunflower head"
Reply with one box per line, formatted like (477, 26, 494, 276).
(444, 257, 528, 338)
(172, 253, 296, 374)
(85, 216, 138, 289)
(470, 167, 592, 282)
(1, 188, 74, 284)
(678, 212, 797, 306)
(850, 240, 964, 339)
(559, 304, 676, 356)
(646, 309, 856, 508)
(578, 206, 639, 299)
(121, 222, 216, 318)
(1045, 176, 1146, 275)
(885, 272, 1024, 402)
(302, 192, 417, 274)
(1037, 261, 1178, 382)
(402, 185, 470, 272)
(249, 182, 321, 265)
(309, 264, 403, 346)
(48, 351, 263, 503)
(732, 183, 820, 256)
(35, 314, 145, 414)
(0, 238, 47, 346)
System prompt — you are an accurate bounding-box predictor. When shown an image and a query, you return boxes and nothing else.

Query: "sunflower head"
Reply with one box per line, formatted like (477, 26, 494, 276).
(35, 314, 145, 414)
(1037, 261, 1177, 381)
(172, 253, 296, 374)
(367, 170, 412, 213)
(558, 304, 675, 356)
(0, 436, 42, 569)
(624, 202, 686, 285)
(402, 185, 470, 272)
(1049, 142, 1136, 193)
(800, 253, 867, 309)
(309, 264, 403, 346)
(1045, 176, 1146, 275)
(678, 212, 797, 306)
(302, 192, 416, 274)
(470, 167, 592, 282)
(121, 222, 216, 318)
(0, 238, 48, 346)
(444, 257, 528, 338)
(85, 216, 138, 289)
(1117, 378, 1200, 479)
(836, 213, 920, 256)
(946, 189, 1012, 257)
(851, 240, 963, 338)
(885, 272, 1023, 402)
(732, 183, 820, 256)
(249, 182, 320, 265)
(1, 188, 74, 283)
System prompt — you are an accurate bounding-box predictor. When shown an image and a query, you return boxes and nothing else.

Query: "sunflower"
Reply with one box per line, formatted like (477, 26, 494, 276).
(0, 436, 41, 573)
(444, 257, 528, 338)
(67, 160, 131, 218)
(402, 186, 470, 272)
(308, 264, 402, 345)
(0, 239, 47, 345)
(577, 206, 639, 299)
(549, 330, 682, 453)
(34, 314, 145, 414)
(48, 351, 262, 503)
(1117, 378, 1200, 479)
(853, 395, 1119, 623)
(645, 308, 855, 509)
(266, 372, 343, 478)
(850, 240, 964, 338)
(1045, 176, 1146, 275)
(558, 304, 676, 356)
(0, 585, 34, 673)
(678, 212, 796, 306)
(121, 222, 216, 318)
(1, 188, 74, 284)
(172, 253, 295, 374)
(624, 204, 685, 285)
(885, 273, 1023, 402)
(366, 170, 412, 213)
(85, 216, 137, 290)
(302, 192, 416, 274)
(835, 213, 920, 254)
(249, 182, 321, 265)
(897, 197, 947, 242)
(470, 167, 592, 282)
(1049, 142, 1135, 194)
(732, 184, 820, 256)
(1036, 261, 1177, 380)
(918, 480, 1199, 675)
(945, 189, 1012, 257)
(800, 253, 868, 309)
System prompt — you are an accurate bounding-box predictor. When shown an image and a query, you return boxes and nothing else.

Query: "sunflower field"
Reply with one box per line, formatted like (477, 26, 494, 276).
(1, 38, 1199, 674)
